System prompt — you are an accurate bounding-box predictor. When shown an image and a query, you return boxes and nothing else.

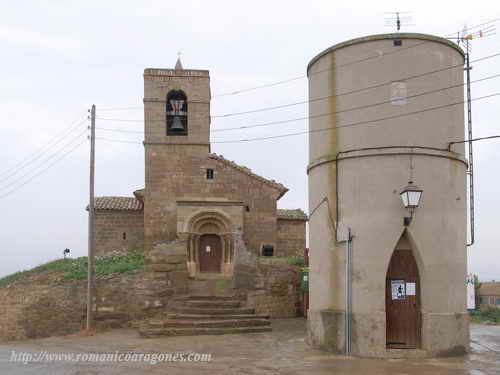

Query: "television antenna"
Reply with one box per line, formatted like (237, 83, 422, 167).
(384, 12, 414, 32)
(448, 21, 496, 247)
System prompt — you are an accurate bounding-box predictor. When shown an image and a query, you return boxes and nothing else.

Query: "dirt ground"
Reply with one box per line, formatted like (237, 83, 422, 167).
(0, 319, 498, 374)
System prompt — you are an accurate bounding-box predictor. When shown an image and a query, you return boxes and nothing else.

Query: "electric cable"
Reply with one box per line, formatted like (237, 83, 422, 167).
(94, 92, 500, 145)
(0, 114, 88, 181)
(95, 50, 500, 126)
(0, 138, 87, 200)
(94, 71, 500, 136)
(0, 129, 88, 191)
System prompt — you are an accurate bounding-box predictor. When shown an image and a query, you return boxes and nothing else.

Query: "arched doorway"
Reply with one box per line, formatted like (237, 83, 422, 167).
(198, 234, 223, 273)
(386, 248, 421, 349)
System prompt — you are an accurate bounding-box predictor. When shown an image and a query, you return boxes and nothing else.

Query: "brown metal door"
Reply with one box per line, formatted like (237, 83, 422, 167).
(386, 249, 420, 349)
(198, 234, 222, 273)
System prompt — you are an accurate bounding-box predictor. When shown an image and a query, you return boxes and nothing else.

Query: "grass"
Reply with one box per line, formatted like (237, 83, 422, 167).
(257, 255, 305, 265)
(470, 306, 500, 324)
(0, 251, 145, 288)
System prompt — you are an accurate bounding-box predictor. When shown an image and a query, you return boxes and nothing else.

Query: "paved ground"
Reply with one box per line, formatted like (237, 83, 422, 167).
(0, 319, 499, 374)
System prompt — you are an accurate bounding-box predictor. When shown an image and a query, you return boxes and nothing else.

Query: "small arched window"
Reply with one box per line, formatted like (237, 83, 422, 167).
(166, 90, 188, 136)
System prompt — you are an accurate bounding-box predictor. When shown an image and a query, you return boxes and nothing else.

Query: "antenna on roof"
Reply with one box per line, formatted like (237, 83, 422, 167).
(384, 12, 414, 32)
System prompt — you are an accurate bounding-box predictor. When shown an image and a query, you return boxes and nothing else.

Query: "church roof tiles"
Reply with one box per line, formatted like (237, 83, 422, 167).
(93, 196, 143, 211)
(277, 209, 308, 221)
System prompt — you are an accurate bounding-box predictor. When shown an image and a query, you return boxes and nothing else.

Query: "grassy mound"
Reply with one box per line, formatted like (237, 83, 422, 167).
(0, 251, 144, 288)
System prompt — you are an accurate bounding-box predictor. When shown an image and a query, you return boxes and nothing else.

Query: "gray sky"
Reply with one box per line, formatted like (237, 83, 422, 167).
(0, 0, 499, 281)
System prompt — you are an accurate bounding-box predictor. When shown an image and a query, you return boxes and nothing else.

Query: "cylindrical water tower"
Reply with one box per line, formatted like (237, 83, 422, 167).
(307, 33, 469, 358)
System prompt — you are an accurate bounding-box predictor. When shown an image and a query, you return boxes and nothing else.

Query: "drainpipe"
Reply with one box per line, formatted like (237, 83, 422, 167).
(345, 228, 353, 355)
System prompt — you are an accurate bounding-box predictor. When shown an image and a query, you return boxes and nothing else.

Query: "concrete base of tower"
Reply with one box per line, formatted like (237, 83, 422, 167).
(307, 310, 470, 358)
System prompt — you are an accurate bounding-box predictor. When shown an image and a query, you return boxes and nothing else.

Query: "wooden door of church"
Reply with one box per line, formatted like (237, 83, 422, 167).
(198, 234, 222, 273)
(386, 249, 421, 349)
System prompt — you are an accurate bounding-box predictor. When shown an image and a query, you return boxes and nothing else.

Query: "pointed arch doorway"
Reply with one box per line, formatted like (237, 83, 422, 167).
(386, 243, 421, 349)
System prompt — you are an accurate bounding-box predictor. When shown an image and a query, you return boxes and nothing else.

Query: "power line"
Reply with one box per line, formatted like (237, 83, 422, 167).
(0, 138, 87, 200)
(212, 92, 500, 144)
(210, 19, 499, 98)
(0, 114, 88, 181)
(94, 71, 500, 136)
(96, 18, 499, 111)
(0, 129, 88, 191)
(94, 92, 500, 145)
(95, 50, 500, 125)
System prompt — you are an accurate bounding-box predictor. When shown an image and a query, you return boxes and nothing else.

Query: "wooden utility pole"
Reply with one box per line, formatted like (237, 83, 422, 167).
(86, 104, 96, 331)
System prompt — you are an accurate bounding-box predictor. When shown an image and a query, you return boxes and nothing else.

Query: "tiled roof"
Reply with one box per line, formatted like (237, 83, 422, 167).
(209, 153, 289, 199)
(479, 282, 500, 296)
(93, 197, 143, 211)
(277, 209, 308, 221)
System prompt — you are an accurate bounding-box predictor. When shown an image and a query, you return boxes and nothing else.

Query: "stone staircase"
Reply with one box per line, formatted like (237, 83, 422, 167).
(139, 296, 271, 337)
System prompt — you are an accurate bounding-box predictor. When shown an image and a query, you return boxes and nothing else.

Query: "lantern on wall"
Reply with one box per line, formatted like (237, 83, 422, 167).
(399, 181, 423, 226)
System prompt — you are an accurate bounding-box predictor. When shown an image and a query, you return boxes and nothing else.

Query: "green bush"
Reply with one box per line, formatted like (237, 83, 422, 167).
(471, 306, 500, 324)
(0, 251, 145, 287)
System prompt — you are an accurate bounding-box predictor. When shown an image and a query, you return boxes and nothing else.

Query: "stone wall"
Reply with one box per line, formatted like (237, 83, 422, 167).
(276, 218, 306, 257)
(0, 268, 174, 342)
(94, 210, 144, 254)
(246, 258, 302, 318)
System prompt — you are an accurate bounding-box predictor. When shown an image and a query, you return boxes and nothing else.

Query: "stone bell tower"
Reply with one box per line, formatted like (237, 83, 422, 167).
(143, 58, 211, 249)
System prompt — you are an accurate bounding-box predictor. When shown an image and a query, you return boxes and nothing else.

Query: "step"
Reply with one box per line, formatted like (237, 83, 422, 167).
(166, 313, 270, 320)
(182, 300, 241, 308)
(139, 325, 272, 338)
(172, 307, 255, 315)
(148, 318, 271, 329)
(187, 295, 239, 301)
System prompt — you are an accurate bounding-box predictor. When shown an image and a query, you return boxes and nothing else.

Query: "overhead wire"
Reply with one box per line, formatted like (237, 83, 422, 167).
(95, 50, 500, 126)
(94, 92, 500, 145)
(0, 138, 88, 200)
(0, 114, 88, 181)
(94, 70, 500, 136)
(0, 128, 88, 191)
(96, 18, 499, 112)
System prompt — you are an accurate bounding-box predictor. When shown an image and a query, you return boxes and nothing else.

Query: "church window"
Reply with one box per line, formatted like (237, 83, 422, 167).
(123, 232, 127, 240)
(206, 168, 214, 179)
(166, 90, 188, 136)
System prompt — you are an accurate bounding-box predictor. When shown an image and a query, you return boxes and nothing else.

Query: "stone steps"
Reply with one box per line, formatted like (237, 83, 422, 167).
(140, 325, 272, 338)
(172, 306, 255, 315)
(182, 300, 241, 308)
(139, 294, 271, 337)
(166, 313, 270, 320)
(148, 318, 271, 328)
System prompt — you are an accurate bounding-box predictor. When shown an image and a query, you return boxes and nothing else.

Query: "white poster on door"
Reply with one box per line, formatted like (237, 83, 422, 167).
(406, 282, 416, 296)
(391, 280, 406, 300)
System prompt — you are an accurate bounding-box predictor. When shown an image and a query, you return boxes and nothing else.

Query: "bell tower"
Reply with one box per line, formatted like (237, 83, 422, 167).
(143, 59, 211, 248)
(143, 57, 211, 150)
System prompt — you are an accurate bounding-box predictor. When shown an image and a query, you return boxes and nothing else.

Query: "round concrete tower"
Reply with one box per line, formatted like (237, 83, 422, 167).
(307, 33, 469, 358)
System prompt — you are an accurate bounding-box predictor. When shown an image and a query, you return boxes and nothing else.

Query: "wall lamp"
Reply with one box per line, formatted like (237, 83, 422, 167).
(400, 181, 423, 226)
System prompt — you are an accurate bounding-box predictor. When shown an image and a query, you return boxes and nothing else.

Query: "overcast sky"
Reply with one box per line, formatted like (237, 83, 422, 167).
(0, 0, 499, 281)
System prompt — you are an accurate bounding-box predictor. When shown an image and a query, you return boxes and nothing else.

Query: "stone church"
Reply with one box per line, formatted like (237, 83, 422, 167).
(91, 58, 307, 281)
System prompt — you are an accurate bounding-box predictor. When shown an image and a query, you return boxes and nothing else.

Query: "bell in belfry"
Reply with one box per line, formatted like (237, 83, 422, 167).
(170, 116, 184, 131)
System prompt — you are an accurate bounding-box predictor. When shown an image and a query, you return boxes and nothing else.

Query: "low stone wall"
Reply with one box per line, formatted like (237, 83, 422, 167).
(246, 258, 302, 318)
(0, 268, 171, 342)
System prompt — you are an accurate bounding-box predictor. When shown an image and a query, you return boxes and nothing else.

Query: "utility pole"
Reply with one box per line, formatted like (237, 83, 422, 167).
(86, 104, 96, 331)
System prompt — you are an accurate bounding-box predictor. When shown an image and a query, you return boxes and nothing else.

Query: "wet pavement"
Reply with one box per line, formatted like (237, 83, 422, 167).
(0, 319, 498, 374)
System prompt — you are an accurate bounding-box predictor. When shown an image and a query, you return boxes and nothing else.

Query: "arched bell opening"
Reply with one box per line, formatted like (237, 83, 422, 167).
(385, 232, 421, 349)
